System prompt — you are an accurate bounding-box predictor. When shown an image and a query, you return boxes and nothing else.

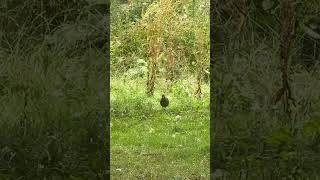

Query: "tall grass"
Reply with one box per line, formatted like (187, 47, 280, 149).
(0, 1, 108, 179)
(212, 22, 320, 179)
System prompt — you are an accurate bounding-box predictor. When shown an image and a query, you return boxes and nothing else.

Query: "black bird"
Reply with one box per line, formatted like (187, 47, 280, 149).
(160, 94, 169, 108)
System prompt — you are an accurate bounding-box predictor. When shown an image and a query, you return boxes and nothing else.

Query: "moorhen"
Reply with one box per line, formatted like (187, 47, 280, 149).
(160, 95, 169, 109)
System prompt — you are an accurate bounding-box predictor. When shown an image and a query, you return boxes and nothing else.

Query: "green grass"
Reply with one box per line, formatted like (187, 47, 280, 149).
(110, 76, 210, 179)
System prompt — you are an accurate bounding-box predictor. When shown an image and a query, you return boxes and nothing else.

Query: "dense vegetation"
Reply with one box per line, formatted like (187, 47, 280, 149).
(0, 0, 107, 179)
(110, 0, 210, 178)
(2, 0, 319, 179)
(213, 0, 320, 179)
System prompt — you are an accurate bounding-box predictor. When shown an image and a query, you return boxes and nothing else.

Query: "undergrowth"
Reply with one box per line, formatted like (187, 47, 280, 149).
(0, 0, 108, 179)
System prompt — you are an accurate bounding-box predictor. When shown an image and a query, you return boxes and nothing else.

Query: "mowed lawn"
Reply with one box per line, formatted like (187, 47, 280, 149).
(110, 77, 210, 179)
